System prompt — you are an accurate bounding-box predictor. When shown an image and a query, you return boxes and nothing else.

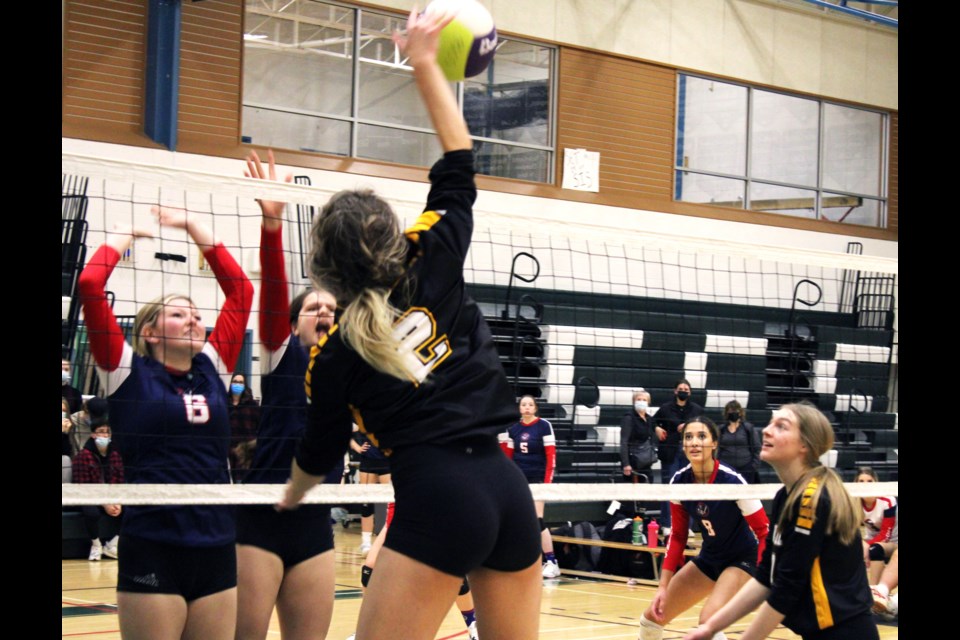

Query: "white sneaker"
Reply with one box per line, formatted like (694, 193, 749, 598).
(359, 542, 372, 555)
(103, 535, 119, 559)
(542, 560, 561, 579)
(88, 540, 102, 562)
(344, 635, 356, 640)
(467, 620, 479, 640)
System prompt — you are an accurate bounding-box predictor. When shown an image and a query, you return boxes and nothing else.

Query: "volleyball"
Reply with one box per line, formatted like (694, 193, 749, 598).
(426, 0, 497, 81)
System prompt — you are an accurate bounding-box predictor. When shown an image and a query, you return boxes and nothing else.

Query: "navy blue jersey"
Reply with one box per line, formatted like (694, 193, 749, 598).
(249, 334, 343, 484)
(297, 150, 517, 476)
(664, 461, 765, 571)
(105, 343, 234, 546)
(502, 418, 556, 482)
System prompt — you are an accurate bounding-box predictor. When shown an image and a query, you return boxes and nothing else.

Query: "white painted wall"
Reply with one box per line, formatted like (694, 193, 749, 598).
(369, 0, 897, 109)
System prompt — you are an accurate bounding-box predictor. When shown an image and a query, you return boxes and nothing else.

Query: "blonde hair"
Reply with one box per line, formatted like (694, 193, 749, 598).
(132, 294, 195, 358)
(308, 189, 412, 381)
(778, 402, 860, 545)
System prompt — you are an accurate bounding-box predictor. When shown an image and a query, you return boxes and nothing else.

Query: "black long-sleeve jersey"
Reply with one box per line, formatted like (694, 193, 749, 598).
(758, 478, 874, 637)
(295, 150, 517, 476)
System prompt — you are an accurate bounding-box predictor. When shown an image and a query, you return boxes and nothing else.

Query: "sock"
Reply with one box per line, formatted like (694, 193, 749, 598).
(91, 539, 102, 548)
(461, 608, 476, 628)
(361, 532, 372, 545)
(639, 613, 663, 640)
(875, 583, 890, 598)
(544, 551, 557, 564)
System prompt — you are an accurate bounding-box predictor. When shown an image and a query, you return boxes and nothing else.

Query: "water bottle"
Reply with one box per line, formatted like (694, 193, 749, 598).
(631, 516, 643, 545)
(647, 518, 660, 548)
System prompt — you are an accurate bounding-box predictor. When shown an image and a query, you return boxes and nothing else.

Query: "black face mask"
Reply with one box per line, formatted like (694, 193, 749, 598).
(727, 412, 740, 422)
(676, 391, 690, 401)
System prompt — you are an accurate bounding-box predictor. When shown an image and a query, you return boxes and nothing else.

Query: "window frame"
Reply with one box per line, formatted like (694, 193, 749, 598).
(673, 72, 890, 229)
(241, 0, 557, 183)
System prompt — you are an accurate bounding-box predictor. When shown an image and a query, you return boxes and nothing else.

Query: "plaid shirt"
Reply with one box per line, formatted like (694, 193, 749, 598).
(72, 441, 125, 484)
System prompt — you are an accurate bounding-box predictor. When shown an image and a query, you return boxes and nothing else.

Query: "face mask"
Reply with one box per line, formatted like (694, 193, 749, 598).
(95, 436, 111, 448)
(634, 401, 648, 412)
(62, 370, 71, 385)
(676, 391, 690, 401)
(727, 412, 740, 422)
(231, 383, 245, 395)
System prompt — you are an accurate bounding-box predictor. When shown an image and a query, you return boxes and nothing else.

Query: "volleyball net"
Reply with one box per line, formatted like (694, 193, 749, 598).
(61, 150, 898, 507)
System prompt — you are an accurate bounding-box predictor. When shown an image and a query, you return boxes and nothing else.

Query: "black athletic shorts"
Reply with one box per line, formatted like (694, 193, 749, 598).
(117, 535, 236, 601)
(358, 456, 391, 475)
(384, 438, 541, 577)
(691, 547, 756, 581)
(236, 504, 333, 569)
(800, 612, 880, 640)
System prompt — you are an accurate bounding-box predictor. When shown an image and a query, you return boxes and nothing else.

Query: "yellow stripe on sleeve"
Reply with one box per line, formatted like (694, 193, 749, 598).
(405, 210, 443, 242)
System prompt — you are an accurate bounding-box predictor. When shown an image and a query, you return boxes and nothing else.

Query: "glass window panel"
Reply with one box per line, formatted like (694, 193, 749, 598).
(750, 90, 819, 187)
(357, 11, 436, 128)
(463, 40, 551, 147)
(243, 1, 354, 117)
(242, 107, 350, 156)
(823, 104, 883, 197)
(676, 171, 745, 207)
(677, 76, 747, 175)
(475, 141, 550, 182)
(821, 192, 882, 227)
(749, 182, 817, 219)
(356, 123, 440, 167)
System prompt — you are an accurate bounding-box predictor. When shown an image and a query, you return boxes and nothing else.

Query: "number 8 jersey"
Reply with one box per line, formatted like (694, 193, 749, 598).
(296, 150, 518, 477)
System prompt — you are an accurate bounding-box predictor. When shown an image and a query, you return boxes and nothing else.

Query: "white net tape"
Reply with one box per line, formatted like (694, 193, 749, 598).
(62, 481, 898, 506)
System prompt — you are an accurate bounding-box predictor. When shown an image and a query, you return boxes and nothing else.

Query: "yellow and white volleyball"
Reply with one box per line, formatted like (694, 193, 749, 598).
(425, 0, 498, 81)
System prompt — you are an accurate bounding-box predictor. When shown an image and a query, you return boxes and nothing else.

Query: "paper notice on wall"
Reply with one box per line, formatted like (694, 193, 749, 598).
(562, 148, 600, 192)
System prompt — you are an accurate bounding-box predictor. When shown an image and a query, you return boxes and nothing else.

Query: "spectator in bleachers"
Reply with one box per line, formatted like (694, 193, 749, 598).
(62, 357, 83, 414)
(717, 400, 760, 483)
(620, 389, 656, 483)
(62, 397, 74, 483)
(654, 379, 704, 530)
(856, 466, 897, 584)
(72, 411, 125, 561)
(228, 372, 260, 482)
(67, 397, 108, 459)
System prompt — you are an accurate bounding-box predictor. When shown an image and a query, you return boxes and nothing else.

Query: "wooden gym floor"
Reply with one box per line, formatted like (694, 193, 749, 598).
(62, 527, 899, 639)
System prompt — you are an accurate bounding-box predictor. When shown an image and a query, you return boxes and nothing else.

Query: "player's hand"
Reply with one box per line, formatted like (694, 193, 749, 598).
(152, 205, 191, 230)
(677, 422, 685, 433)
(650, 588, 668, 623)
(245, 149, 291, 229)
(104, 504, 122, 517)
(276, 482, 304, 512)
(683, 625, 715, 640)
(393, 5, 455, 67)
(655, 427, 667, 442)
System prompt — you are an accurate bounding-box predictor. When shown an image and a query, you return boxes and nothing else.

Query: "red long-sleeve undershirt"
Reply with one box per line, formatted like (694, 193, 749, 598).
(78, 242, 252, 373)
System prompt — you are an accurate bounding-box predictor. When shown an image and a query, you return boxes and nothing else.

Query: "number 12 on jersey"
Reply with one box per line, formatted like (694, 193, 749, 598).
(394, 307, 452, 383)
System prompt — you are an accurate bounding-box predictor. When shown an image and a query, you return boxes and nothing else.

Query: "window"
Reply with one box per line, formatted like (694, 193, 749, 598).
(242, 0, 556, 182)
(675, 75, 888, 227)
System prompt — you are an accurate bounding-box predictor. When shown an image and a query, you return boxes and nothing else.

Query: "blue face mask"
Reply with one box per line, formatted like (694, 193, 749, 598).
(231, 383, 245, 395)
(62, 370, 71, 385)
(95, 436, 111, 449)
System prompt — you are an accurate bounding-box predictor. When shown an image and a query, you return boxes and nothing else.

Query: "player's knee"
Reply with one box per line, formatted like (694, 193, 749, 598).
(361, 565, 373, 588)
(869, 543, 886, 561)
(360, 503, 374, 518)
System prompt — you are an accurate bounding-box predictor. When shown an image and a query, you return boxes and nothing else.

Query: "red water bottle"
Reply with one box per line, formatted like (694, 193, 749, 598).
(647, 518, 660, 548)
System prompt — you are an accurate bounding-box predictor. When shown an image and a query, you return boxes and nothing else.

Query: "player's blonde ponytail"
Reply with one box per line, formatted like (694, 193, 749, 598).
(308, 189, 413, 382)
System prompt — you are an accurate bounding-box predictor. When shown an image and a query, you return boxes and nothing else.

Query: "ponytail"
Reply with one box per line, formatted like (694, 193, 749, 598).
(779, 465, 861, 546)
(339, 288, 411, 382)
